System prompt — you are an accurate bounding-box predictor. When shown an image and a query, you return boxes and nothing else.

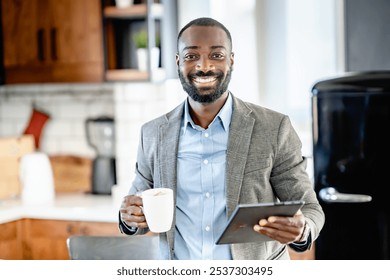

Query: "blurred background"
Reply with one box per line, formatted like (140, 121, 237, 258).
(0, 0, 389, 260)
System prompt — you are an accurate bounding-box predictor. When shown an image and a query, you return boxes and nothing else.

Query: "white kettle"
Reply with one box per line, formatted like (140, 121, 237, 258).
(20, 152, 55, 205)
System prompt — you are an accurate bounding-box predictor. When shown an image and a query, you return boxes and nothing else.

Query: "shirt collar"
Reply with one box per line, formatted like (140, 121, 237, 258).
(183, 92, 233, 133)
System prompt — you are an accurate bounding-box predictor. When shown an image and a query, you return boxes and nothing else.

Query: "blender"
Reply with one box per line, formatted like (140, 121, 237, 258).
(85, 116, 116, 195)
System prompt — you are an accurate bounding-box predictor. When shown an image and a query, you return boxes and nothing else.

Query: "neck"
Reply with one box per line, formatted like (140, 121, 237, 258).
(188, 92, 229, 129)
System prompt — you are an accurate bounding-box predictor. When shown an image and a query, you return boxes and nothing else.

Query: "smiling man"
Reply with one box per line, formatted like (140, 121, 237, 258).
(119, 17, 325, 260)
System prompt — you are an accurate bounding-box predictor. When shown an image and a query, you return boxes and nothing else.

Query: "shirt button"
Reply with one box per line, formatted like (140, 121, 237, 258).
(205, 226, 211, 232)
(203, 159, 209, 165)
(205, 192, 210, 198)
(204, 132, 209, 138)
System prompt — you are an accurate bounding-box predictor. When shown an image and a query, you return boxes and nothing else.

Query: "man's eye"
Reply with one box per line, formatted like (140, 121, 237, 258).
(211, 53, 225, 59)
(184, 54, 197, 60)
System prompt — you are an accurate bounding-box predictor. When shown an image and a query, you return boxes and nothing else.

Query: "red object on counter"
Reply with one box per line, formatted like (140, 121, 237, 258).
(23, 108, 50, 149)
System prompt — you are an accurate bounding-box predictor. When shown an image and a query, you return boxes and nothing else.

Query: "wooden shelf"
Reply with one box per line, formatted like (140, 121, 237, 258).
(105, 69, 149, 81)
(105, 68, 167, 82)
(103, 3, 163, 19)
(101, 0, 175, 82)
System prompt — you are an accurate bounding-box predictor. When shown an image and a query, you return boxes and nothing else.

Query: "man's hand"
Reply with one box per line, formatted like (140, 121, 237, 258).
(119, 195, 148, 229)
(253, 210, 306, 244)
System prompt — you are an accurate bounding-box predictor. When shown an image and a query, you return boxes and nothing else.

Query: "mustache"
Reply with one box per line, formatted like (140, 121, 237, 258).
(189, 70, 223, 79)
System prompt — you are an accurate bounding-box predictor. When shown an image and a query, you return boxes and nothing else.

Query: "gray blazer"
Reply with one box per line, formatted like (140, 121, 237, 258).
(127, 94, 325, 260)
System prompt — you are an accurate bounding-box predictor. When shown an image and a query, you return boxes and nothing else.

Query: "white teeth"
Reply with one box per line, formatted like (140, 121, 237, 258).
(194, 77, 216, 83)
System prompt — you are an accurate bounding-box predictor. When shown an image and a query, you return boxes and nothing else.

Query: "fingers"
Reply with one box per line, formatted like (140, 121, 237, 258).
(119, 195, 148, 229)
(121, 195, 143, 208)
(253, 214, 305, 244)
(119, 205, 144, 218)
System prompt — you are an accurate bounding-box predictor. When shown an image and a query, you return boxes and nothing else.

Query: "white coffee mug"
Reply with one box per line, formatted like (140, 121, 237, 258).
(141, 188, 174, 233)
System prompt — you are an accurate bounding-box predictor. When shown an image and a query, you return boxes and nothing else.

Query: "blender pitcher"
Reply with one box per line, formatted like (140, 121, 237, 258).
(85, 116, 116, 194)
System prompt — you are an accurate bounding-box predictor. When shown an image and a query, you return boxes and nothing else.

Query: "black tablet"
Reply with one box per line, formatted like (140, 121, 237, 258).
(216, 200, 305, 244)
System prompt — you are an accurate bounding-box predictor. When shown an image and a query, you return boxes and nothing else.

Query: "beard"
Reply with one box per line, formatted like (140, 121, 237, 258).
(178, 68, 232, 104)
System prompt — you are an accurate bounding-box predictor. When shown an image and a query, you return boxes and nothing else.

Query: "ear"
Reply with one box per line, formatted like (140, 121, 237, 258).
(175, 53, 180, 67)
(230, 52, 235, 67)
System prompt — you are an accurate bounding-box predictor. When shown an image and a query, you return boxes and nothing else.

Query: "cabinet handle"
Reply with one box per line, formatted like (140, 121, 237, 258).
(80, 226, 89, 235)
(50, 28, 58, 61)
(66, 224, 75, 234)
(37, 28, 45, 61)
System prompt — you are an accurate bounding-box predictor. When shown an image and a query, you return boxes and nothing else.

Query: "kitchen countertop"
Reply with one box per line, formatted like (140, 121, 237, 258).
(0, 193, 121, 224)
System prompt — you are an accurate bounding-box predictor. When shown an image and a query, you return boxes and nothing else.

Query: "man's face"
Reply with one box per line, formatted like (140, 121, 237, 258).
(176, 26, 234, 104)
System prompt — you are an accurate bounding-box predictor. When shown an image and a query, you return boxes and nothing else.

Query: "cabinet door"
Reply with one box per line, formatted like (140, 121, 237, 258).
(22, 219, 122, 260)
(78, 221, 122, 236)
(48, 0, 104, 82)
(2, 0, 38, 67)
(1, 0, 48, 69)
(22, 219, 77, 260)
(1, 0, 104, 83)
(0, 220, 23, 260)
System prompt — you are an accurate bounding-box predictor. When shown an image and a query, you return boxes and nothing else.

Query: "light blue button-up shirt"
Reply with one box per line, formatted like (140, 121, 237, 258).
(174, 93, 233, 260)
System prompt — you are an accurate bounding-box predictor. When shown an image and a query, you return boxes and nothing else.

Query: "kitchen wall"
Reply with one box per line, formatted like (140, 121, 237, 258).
(0, 81, 185, 189)
(113, 80, 184, 186)
(0, 84, 115, 158)
(1, 0, 333, 191)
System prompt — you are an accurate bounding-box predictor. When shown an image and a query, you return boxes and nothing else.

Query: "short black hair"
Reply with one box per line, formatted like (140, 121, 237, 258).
(177, 17, 233, 52)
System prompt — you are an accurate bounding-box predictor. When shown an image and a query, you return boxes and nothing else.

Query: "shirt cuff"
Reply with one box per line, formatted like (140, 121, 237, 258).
(118, 212, 138, 235)
(289, 232, 312, 252)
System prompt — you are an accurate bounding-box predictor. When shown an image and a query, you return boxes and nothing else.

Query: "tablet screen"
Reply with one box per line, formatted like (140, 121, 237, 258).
(216, 200, 305, 244)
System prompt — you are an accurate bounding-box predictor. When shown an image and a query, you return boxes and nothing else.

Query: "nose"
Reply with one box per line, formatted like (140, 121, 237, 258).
(196, 56, 214, 72)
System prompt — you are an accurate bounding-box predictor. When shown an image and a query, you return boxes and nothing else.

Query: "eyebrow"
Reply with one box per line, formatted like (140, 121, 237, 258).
(182, 45, 227, 52)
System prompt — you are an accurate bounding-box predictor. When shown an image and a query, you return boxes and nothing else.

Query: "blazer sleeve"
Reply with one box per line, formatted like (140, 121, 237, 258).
(270, 116, 325, 249)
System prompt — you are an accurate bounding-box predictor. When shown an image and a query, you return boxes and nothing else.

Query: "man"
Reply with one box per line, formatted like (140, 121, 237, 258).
(119, 17, 325, 260)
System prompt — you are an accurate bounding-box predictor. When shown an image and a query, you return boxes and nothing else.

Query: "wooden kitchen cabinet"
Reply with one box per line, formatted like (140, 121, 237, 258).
(21, 219, 122, 260)
(0, 0, 104, 83)
(0, 220, 24, 260)
(22, 219, 76, 260)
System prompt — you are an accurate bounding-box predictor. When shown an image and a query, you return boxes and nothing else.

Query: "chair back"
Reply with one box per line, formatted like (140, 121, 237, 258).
(67, 235, 160, 260)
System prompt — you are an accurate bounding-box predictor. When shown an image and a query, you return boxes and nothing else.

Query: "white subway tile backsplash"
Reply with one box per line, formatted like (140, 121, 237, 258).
(121, 83, 164, 102)
(1, 80, 182, 187)
(60, 140, 94, 157)
(58, 103, 89, 119)
(39, 137, 60, 154)
(0, 122, 22, 137)
(1, 84, 43, 94)
(46, 120, 72, 137)
(86, 103, 114, 118)
(39, 84, 74, 94)
(0, 84, 114, 156)
(1, 101, 31, 120)
(115, 103, 143, 122)
(71, 121, 88, 138)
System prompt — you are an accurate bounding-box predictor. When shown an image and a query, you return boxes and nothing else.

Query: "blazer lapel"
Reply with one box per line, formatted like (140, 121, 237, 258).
(158, 120, 181, 192)
(226, 97, 255, 216)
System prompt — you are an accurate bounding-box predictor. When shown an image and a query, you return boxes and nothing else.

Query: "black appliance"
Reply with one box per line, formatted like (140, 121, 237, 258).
(85, 116, 116, 195)
(311, 71, 390, 259)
